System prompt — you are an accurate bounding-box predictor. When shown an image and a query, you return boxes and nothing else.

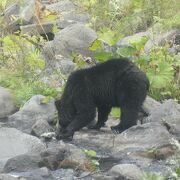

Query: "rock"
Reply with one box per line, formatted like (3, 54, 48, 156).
(147, 99, 180, 140)
(0, 127, 46, 171)
(73, 121, 178, 175)
(20, 0, 45, 24)
(40, 147, 66, 170)
(92, 174, 115, 180)
(46, 0, 79, 14)
(51, 169, 74, 180)
(117, 32, 149, 47)
(3, 3, 20, 24)
(53, 23, 97, 58)
(20, 22, 55, 37)
(31, 119, 54, 138)
(12, 167, 55, 180)
(3, 154, 42, 173)
(0, 174, 19, 180)
(56, 13, 90, 29)
(45, 141, 89, 171)
(8, 95, 57, 133)
(109, 164, 143, 180)
(55, 58, 75, 74)
(144, 29, 180, 53)
(142, 96, 161, 116)
(0, 87, 17, 119)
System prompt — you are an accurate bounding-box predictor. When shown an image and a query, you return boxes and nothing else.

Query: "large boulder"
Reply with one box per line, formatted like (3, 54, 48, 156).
(0, 87, 17, 119)
(8, 95, 57, 133)
(52, 23, 97, 58)
(0, 127, 46, 171)
(147, 99, 180, 140)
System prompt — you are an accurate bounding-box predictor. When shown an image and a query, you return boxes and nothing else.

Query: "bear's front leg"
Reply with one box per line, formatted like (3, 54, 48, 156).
(88, 106, 111, 130)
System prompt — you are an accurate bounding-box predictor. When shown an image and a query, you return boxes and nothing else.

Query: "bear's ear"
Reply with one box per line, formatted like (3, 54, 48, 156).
(55, 99, 61, 110)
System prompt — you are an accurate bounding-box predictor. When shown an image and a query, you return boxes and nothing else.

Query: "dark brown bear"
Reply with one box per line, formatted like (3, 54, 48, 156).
(55, 58, 149, 140)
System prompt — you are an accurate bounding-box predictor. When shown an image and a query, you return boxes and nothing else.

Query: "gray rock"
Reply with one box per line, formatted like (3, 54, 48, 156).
(53, 23, 97, 58)
(117, 32, 149, 47)
(46, 141, 88, 170)
(0, 127, 46, 171)
(0, 87, 17, 119)
(142, 96, 161, 116)
(12, 167, 55, 180)
(3, 154, 42, 173)
(0, 174, 19, 180)
(47, 0, 79, 14)
(56, 13, 90, 29)
(20, 22, 54, 36)
(108, 164, 143, 180)
(51, 169, 74, 180)
(147, 99, 180, 140)
(144, 29, 180, 53)
(93, 174, 115, 180)
(31, 119, 54, 138)
(3, 3, 20, 24)
(40, 147, 66, 170)
(56, 58, 75, 74)
(8, 95, 57, 133)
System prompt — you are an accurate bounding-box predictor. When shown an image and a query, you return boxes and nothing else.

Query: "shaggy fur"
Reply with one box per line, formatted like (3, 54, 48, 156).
(55, 58, 149, 139)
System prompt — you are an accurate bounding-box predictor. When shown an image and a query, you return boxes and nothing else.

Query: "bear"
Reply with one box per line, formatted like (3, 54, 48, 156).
(55, 58, 149, 140)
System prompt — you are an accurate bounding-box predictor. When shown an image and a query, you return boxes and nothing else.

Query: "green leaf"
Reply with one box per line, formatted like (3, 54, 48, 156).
(84, 150, 97, 157)
(116, 46, 136, 57)
(98, 28, 123, 46)
(94, 51, 113, 61)
(89, 39, 103, 51)
(111, 108, 121, 118)
(40, 96, 51, 104)
(147, 62, 174, 89)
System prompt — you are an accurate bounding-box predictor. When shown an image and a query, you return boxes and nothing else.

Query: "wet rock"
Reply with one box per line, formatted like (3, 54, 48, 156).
(53, 23, 97, 58)
(8, 95, 56, 133)
(108, 164, 143, 180)
(31, 119, 54, 138)
(0, 127, 46, 171)
(0, 87, 17, 119)
(12, 167, 55, 180)
(3, 154, 42, 173)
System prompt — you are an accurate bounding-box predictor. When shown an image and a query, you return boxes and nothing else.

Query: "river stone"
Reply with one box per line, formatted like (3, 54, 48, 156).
(0, 127, 46, 171)
(10, 167, 55, 180)
(31, 119, 54, 138)
(0, 87, 17, 119)
(8, 95, 56, 133)
(109, 164, 143, 180)
(3, 154, 42, 173)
